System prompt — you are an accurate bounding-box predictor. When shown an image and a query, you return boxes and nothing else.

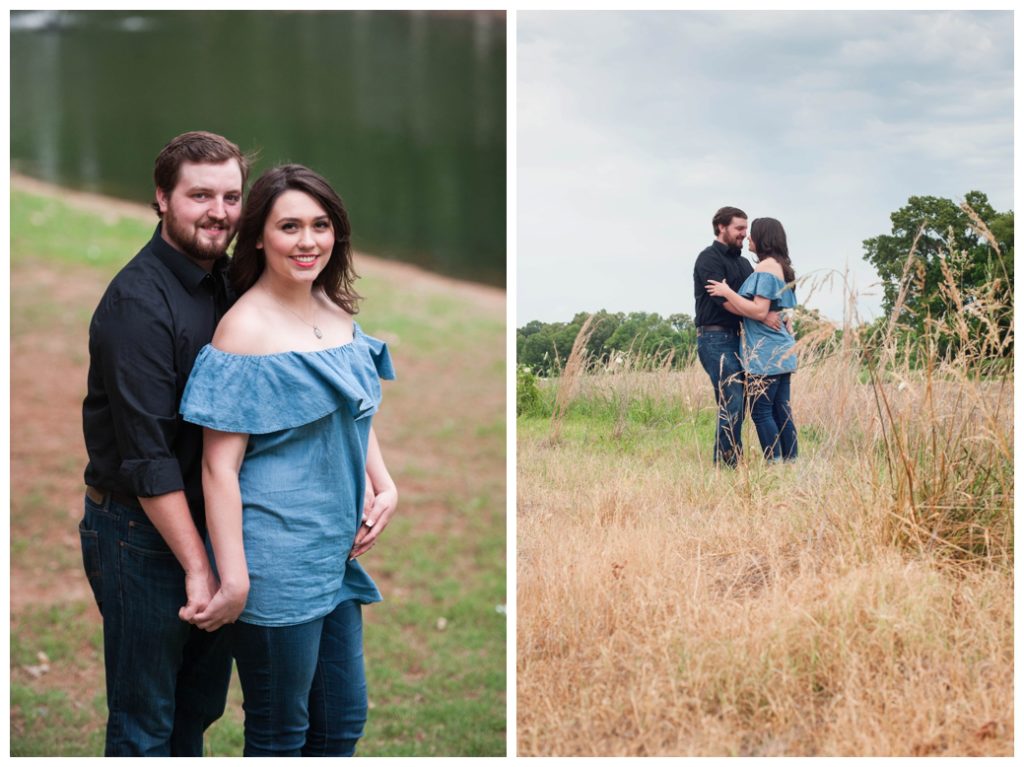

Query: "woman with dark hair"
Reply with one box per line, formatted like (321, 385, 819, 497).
(178, 164, 397, 756)
(705, 217, 798, 462)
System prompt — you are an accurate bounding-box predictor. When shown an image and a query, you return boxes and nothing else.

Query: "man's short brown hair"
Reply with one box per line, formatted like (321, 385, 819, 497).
(712, 206, 747, 236)
(151, 131, 250, 217)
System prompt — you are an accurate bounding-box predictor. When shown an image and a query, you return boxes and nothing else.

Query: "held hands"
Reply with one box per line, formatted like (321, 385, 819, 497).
(179, 565, 249, 632)
(192, 578, 250, 632)
(350, 486, 398, 560)
(179, 567, 219, 624)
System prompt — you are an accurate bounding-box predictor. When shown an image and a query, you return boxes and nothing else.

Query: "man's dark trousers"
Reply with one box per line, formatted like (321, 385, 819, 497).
(696, 328, 745, 467)
(80, 492, 231, 756)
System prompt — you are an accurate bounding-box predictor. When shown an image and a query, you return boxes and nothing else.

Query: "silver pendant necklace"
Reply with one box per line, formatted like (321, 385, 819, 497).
(266, 290, 323, 338)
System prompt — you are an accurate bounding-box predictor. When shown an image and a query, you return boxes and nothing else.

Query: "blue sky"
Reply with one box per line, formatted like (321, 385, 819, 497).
(516, 10, 1014, 325)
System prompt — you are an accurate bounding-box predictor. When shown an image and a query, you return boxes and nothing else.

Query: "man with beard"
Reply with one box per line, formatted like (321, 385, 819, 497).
(80, 131, 249, 755)
(693, 206, 783, 467)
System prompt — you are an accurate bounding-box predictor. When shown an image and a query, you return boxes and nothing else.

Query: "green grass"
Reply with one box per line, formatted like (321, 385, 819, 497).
(10, 603, 103, 668)
(357, 275, 499, 352)
(11, 189, 154, 269)
(519, 378, 826, 460)
(205, 675, 246, 755)
(11, 182, 505, 756)
(10, 604, 106, 756)
(11, 686, 107, 757)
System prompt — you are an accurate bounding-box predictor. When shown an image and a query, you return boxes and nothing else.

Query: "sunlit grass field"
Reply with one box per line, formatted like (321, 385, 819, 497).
(517, 307, 1012, 755)
(10, 181, 506, 756)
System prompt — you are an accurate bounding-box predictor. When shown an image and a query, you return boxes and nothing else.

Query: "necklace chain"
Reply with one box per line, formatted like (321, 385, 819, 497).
(264, 289, 323, 339)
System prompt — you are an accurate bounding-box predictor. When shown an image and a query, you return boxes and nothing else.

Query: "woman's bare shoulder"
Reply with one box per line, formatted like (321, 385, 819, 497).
(754, 258, 785, 279)
(211, 293, 275, 355)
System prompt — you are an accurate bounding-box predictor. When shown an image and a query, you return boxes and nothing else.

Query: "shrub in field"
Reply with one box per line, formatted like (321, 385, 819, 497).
(516, 364, 548, 417)
(861, 239, 1013, 566)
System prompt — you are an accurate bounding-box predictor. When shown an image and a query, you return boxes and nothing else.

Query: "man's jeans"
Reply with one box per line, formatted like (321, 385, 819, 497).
(749, 372, 798, 462)
(79, 493, 231, 756)
(231, 599, 367, 757)
(697, 329, 746, 466)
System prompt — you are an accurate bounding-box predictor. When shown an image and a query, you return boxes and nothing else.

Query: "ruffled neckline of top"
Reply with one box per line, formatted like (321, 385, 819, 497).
(740, 271, 797, 307)
(180, 322, 394, 434)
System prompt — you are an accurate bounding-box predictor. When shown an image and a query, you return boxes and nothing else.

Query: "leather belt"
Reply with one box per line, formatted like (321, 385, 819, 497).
(697, 324, 738, 334)
(86, 485, 141, 509)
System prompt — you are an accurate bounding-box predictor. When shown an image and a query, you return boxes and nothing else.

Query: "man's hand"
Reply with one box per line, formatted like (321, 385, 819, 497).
(139, 491, 218, 623)
(179, 567, 219, 623)
(705, 278, 736, 300)
(350, 488, 398, 559)
(192, 580, 249, 632)
(764, 310, 782, 331)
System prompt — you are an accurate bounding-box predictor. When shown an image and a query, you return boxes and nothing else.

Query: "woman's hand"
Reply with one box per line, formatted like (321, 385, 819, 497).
(363, 472, 374, 519)
(191, 578, 249, 632)
(350, 487, 397, 559)
(705, 278, 737, 300)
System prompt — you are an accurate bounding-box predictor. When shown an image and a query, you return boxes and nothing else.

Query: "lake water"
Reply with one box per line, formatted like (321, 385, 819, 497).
(11, 10, 506, 286)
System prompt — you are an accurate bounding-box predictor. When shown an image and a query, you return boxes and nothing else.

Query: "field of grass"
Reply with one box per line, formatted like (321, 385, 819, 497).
(517, 314, 1012, 755)
(9, 180, 506, 756)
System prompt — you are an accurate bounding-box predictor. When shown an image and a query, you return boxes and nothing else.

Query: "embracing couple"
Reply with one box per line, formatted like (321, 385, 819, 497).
(79, 131, 398, 756)
(693, 206, 799, 468)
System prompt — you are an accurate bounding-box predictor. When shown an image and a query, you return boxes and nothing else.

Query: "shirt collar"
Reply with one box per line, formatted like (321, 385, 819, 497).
(149, 223, 230, 294)
(711, 239, 743, 258)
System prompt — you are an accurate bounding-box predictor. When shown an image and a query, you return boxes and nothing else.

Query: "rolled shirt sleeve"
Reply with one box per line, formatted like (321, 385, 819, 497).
(94, 295, 186, 497)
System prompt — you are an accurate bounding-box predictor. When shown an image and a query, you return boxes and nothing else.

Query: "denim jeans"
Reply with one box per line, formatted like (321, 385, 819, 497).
(231, 599, 367, 757)
(697, 329, 746, 466)
(748, 372, 798, 462)
(78, 493, 232, 756)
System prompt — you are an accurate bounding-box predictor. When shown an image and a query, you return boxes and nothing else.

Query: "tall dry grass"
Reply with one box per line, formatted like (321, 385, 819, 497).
(517, 268, 1012, 755)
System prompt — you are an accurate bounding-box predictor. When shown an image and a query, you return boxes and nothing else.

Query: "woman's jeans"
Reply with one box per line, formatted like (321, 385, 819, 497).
(697, 329, 746, 466)
(748, 372, 798, 462)
(79, 493, 232, 756)
(231, 599, 367, 757)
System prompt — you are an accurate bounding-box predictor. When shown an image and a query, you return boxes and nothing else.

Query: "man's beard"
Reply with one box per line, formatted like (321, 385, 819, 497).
(163, 209, 233, 262)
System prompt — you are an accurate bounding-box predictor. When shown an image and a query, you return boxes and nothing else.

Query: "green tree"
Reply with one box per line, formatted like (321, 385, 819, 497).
(863, 192, 1013, 332)
(603, 311, 682, 361)
(516, 310, 698, 374)
(517, 322, 560, 376)
(582, 310, 622, 364)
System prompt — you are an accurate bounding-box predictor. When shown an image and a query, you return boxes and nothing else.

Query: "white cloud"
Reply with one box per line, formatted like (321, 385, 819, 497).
(517, 10, 1013, 325)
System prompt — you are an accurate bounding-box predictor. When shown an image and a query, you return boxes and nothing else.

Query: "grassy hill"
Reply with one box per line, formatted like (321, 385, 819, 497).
(9, 177, 507, 756)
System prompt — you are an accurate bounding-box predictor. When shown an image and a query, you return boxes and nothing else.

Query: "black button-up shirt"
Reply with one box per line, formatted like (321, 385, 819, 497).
(693, 239, 754, 329)
(83, 225, 233, 532)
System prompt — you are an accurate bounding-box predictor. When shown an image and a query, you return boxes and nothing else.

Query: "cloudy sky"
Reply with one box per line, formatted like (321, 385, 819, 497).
(516, 10, 1014, 325)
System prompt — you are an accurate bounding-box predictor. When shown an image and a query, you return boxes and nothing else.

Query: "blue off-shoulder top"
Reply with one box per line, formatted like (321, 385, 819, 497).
(738, 271, 798, 376)
(179, 322, 395, 626)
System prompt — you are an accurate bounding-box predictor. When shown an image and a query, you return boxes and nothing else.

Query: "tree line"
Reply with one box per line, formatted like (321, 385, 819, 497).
(518, 191, 1012, 376)
(517, 310, 697, 377)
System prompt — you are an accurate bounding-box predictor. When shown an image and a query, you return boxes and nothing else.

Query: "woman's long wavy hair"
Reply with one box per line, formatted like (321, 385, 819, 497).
(230, 164, 361, 313)
(750, 217, 795, 285)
